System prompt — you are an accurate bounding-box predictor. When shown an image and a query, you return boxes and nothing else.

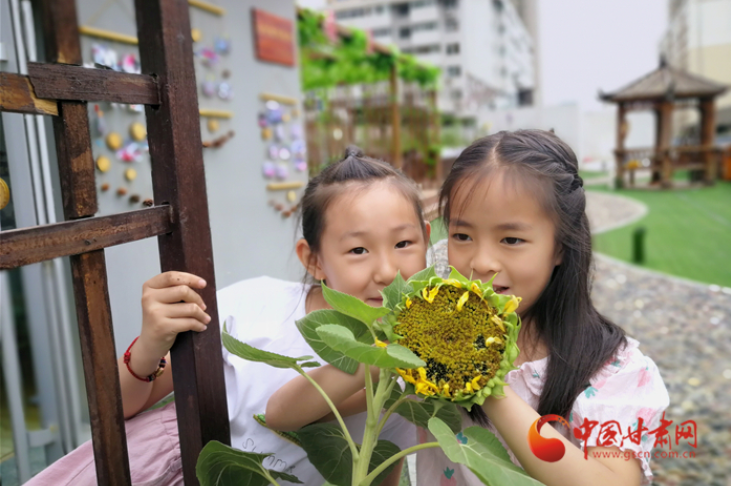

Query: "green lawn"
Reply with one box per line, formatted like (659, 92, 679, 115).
(590, 182, 731, 287)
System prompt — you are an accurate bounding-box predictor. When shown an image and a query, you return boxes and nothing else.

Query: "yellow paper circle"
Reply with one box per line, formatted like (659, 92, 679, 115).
(125, 168, 137, 181)
(261, 128, 272, 140)
(96, 155, 111, 173)
(0, 178, 10, 210)
(208, 118, 219, 133)
(287, 190, 297, 202)
(106, 132, 122, 150)
(282, 113, 291, 123)
(130, 122, 147, 142)
(191, 28, 202, 42)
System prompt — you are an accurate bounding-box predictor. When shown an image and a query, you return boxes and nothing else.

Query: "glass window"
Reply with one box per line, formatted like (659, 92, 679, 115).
(446, 43, 460, 54)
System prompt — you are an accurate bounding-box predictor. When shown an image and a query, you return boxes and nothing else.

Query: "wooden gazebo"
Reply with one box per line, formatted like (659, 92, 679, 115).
(601, 58, 727, 188)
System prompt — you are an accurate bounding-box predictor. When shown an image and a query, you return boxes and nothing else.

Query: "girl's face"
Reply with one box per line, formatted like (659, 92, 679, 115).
(447, 170, 560, 315)
(304, 181, 429, 307)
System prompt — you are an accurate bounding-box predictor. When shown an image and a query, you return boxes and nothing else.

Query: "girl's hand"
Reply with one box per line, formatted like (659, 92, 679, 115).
(139, 271, 211, 357)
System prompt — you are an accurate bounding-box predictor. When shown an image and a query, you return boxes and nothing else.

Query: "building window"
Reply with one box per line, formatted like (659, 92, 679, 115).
(445, 17, 459, 32)
(412, 0, 436, 7)
(399, 27, 411, 38)
(447, 65, 461, 77)
(518, 89, 534, 107)
(413, 44, 440, 54)
(442, 0, 458, 8)
(393, 3, 410, 16)
(335, 7, 372, 19)
(412, 22, 438, 32)
(451, 89, 463, 100)
(446, 43, 460, 55)
(372, 27, 391, 37)
(375, 5, 385, 14)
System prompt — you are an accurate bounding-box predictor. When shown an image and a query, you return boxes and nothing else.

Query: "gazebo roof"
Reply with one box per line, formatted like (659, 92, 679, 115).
(600, 58, 727, 103)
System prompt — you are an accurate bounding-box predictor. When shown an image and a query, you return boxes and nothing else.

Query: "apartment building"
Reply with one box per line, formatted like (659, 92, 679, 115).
(325, 0, 538, 116)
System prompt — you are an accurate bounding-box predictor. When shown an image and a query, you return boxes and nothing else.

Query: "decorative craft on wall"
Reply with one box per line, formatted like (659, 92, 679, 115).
(251, 9, 295, 67)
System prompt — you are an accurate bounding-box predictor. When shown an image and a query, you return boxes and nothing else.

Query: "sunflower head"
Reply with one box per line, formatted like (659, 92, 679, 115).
(390, 267, 521, 410)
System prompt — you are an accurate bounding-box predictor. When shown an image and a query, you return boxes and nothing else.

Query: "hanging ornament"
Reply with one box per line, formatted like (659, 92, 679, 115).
(268, 144, 279, 160)
(199, 47, 219, 67)
(286, 190, 297, 203)
(100, 183, 110, 192)
(274, 124, 285, 142)
(130, 122, 146, 141)
(295, 160, 308, 172)
(191, 28, 202, 42)
(117, 187, 128, 196)
(281, 113, 291, 123)
(129, 194, 141, 204)
(290, 124, 303, 141)
(207, 118, 220, 133)
(202, 75, 216, 98)
(125, 168, 137, 181)
(278, 147, 291, 161)
(106, 132, 123, 150)
(96, 155, 111, 173)
(116, 142, 146, 163)
(291, 139, 305, 155)
(258, 113, 268, 128)
(91, 43, 118, 70)
(120, 53, 141, 74)
(275, 165, 289, 180)
(217, 82, 233, 101)
(261, 128, 273, 141)
(262, 162, 276, 179)
(214, 35, 231, 55)
(93, 105, 107, 137)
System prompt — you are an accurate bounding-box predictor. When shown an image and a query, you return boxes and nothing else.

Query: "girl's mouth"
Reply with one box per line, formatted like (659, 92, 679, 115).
(366, 297, 383, 307)
(493, 285, 509, 294)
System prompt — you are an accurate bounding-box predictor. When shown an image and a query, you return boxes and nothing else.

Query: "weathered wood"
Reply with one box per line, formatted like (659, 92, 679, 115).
(615, 103, 627, 188)
(135, 1, 231, 484)
(0, 206, 174, 269)
(52, 101, 98, 218)
(70, 250, 132, 486)
(39, 2, 131, 484)
(0, 73, 59, 116)
(28, 63, 160, 105)
(699, 97, 717, 184)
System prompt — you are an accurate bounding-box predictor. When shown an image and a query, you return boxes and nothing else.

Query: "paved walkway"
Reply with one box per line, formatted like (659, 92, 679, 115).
(427, 190, 731, 486)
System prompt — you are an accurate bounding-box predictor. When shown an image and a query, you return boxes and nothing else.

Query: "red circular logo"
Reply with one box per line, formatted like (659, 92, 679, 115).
(527, 414, 569, 462)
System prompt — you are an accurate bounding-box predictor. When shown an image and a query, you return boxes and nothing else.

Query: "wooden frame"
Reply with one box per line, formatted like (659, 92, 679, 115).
(0, 0, 230, 484)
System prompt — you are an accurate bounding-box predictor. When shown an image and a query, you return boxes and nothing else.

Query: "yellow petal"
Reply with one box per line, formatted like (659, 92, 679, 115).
(417, 367, 428, 380)
(502, 296, 522, 315)
(405, 298, 412, 309)
(443, 279, 462, 288)
(490, 315, 506, 332)
(456, 291, 470, 311)
(471, 282, 482, 295)
(464, 382, 473, 393)
(422, 286, 439, 303)
(471, 376, 482, 390)
(374, 339, 387, 348)
(442, 383, 450, 396)
(396, 368, 416, 384)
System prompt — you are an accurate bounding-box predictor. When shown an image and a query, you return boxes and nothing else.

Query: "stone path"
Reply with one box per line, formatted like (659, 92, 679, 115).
(426, 190, 731, 486)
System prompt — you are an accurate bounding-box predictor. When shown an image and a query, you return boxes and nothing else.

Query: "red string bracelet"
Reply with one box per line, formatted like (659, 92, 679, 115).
(124, 337, 167, 382)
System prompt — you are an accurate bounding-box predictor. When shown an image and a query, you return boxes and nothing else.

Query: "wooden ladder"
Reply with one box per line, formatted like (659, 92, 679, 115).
(0, 1, 231, 484)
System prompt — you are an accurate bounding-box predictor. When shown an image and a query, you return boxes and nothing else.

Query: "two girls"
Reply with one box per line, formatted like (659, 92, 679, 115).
(270, 130, 669, 486)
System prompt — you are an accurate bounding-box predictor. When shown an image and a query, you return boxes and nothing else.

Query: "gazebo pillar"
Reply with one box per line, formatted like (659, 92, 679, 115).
(657, 100, 674, 188)
(390, 63, 403, 169)
(615, 103, 627, 188)
(699, 96, 717, 184)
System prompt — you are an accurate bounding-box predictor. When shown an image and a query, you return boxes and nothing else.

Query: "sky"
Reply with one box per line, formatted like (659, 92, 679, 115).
(297, 0, 669, 111)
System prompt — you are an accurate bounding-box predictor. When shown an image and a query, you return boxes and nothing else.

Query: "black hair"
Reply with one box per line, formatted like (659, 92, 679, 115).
(299, 145, 427, 274)
(439, 130, 627, 423)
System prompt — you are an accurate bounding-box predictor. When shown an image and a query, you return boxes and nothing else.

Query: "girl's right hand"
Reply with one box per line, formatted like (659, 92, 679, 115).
(139, 271, 211, 358)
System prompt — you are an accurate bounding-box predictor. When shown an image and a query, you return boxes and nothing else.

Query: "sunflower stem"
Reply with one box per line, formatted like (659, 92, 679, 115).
(298, 367, 359, 461)
(261, 469, 282, 486)
(359, 442, 441, 486)
(354, 367, 393, 485)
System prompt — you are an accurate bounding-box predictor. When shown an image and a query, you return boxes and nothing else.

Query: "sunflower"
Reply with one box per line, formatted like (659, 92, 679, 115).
(392, 268, 522, 410)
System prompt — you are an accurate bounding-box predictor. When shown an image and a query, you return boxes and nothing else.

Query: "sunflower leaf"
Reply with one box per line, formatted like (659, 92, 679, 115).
(315, 325, 425, 369)
(222, 327, 313, 370)
(381, 271, 413, 310)
(368, 439, 402, 485)
(322, 284, 390, 327)
(196, 440, 303, 486)
(296, 310, 372, 374)
(393, 399, 463, 434)
(298, 423, 354, 486)
(428, 418, 544, 486)
(373, 313, 403, 342)
(407, 266, 438, 284)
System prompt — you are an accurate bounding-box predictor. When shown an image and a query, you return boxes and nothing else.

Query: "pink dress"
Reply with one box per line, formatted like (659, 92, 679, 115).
(416, 336, 670, 486)
(28, 401, 183, 485)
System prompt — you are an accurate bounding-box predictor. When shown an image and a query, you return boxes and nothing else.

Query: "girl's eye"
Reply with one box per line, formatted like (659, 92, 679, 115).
(395, 240, 411, 249)
(452, 233, 472, 242)
(350, 247, 368, 255)
(502, 237, 524, 245)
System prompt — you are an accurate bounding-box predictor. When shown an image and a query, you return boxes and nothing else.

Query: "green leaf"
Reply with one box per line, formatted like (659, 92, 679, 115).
(428, 418, 544, 486)
(196, 440, 302, 486)
(407, 266, 438, 284)
(368, 440, 401, 485)
(373, 313, 403, 342)
(222, 328, 316, 370)
(393, 399, 463, 435)
(322, 284, 390, 327)
(296, 310, 372, 374)
(316, 325, 425, 369)
(298, 423, 354, 486)
(381, 271, 413, 310)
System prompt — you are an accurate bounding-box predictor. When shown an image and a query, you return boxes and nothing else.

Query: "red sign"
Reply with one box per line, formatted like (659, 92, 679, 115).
(251, 8, 295, 67)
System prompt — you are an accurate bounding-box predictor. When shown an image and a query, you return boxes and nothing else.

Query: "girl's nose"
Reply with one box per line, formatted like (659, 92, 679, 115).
(373, 257, 398, 286)
(470, 250, 501, 281)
